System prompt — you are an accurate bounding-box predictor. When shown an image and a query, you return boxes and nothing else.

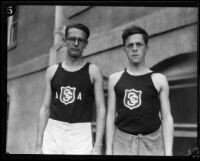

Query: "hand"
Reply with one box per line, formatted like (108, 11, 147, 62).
(35, 146, 43, 154)
(165, 151, 173, 156)
(90, 146, 102, 155)
(106, 149, 112, 155)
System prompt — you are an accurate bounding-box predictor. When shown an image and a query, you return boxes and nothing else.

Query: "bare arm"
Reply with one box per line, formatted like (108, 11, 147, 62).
(157, 74, 174, 156)
(35, 66, 57, 154)
(106, 73, 120, 155)
(90, 64, 106, 155)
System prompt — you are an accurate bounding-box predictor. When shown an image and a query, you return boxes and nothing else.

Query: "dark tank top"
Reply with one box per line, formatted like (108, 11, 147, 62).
(49, 62, 94, 123)
(114, 69, 161, 135)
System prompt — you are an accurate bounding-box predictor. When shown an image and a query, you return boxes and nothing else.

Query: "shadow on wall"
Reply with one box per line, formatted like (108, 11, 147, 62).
(150, 52, 197, 73)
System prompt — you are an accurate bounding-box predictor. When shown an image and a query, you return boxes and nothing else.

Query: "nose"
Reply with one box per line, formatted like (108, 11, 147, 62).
(132, 44, 137, 51)
(74, 39, 79, 46)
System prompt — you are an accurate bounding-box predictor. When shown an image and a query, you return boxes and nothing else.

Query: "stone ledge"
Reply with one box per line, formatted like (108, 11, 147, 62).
(64, 6, 91, 19)
(84, 7, 198, 56)
(7, 54, 49, 80)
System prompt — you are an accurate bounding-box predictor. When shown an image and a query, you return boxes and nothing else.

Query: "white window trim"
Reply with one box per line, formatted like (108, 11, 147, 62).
(7, 16, 13, 47)
(7, 14, 17, 50)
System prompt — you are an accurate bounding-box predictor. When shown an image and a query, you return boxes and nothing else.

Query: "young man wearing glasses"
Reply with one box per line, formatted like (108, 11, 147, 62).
(36, 23, 106, 155)
(106, 25, 174, 156)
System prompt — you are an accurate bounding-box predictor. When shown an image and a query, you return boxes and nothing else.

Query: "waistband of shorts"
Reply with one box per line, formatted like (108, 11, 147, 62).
(116, 126, 161, 137)
(48, 118, 92, 128)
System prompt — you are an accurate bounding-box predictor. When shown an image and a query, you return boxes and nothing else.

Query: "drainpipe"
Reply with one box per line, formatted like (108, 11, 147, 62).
(49, 6, 63, 66)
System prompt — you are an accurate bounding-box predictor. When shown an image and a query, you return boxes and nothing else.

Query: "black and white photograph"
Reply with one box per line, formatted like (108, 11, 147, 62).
(2, 0, 199, 159)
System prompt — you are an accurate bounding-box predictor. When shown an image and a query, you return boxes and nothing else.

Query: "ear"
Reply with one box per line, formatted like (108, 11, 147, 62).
(84, 40, 88, 48)
(123, 47, 127, 53)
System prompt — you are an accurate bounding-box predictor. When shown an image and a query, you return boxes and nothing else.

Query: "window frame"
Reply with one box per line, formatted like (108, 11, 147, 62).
(169, 76, 197, 138)
(7, 7, 18, 50)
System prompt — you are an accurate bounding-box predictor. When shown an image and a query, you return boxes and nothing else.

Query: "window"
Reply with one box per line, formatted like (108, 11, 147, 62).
(151, 53, 198, 155)
(7, 6, 18, 50)
(169, 77, 198, 155)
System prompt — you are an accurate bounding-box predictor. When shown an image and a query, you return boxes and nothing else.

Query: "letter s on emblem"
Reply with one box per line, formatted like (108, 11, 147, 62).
(123, 88, 142, 110)
(60, 86, 76, 106)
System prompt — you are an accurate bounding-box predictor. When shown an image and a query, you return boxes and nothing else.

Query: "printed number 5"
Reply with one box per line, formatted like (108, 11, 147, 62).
(7, 6, 13, 16)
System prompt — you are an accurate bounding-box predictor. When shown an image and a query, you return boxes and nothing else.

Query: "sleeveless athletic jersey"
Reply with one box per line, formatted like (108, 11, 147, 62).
(114, 69, 161, 135)
(49, 62, 94, 123)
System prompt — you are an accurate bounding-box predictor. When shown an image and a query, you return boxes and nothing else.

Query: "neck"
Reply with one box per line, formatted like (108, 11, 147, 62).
(127, 61, 150, 75)
(64, 55, 84, 67)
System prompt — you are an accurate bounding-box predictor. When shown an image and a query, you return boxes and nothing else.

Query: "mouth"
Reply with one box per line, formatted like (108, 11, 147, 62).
(131, 54, 139, 57)
(71, 48, 80, 52)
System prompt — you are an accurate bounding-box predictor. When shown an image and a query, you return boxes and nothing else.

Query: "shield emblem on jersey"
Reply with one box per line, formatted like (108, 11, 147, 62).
(60, 86, 76, 105)
(123, 88, 142, 110)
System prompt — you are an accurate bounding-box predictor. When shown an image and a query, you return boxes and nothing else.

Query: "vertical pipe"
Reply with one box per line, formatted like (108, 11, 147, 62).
(54, 6, 64, 45)
(49, 6, 63, 66)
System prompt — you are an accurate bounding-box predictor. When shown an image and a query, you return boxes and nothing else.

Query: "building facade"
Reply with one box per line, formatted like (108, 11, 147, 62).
(7, 5, 198, 155)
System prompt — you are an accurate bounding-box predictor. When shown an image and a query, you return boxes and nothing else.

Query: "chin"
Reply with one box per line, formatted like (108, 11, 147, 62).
(69, 54, 82, 59)
(132, 60, 141, 64)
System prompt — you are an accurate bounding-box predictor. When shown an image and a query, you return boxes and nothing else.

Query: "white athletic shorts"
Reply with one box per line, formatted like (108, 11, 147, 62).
(42, 118, 93, 155)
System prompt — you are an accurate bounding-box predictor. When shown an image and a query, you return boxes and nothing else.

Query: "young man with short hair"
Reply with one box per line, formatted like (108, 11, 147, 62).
(36, 23, 106, 155)
(106, 25, 174, 156)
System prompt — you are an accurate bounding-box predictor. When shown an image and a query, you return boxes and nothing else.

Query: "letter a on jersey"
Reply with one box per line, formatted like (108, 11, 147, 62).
(60, 86, 76, 105)
(77, 92, 82, 100)
(123, 88, 142, 110)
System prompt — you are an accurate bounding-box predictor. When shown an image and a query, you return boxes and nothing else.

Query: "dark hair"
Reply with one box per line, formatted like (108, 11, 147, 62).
(122, 25, 149, 45)
(65, 23, 90, 40)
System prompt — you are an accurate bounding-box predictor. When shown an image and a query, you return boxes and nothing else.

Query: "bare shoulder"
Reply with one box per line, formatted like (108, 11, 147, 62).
(152, 73, 169, 90)
(89, 63, 101, 74)
(109, 71, 124, 87)
(152, 73, 168, 83)
(109, 71, 124, 80)
(46, 64, 59, 80)
(88, 63, 103, 84)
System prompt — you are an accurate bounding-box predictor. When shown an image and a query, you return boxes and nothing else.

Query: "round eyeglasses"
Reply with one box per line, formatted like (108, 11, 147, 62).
(66, 37, 86, 45)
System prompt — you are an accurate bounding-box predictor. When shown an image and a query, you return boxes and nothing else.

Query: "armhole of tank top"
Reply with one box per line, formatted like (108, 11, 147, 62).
(150, 72, 160, 94)
(113, 71, 124, 90)
(87, 62, 94, 85)
(50, 63, 59, 82)
(86, 62, 90, 70)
